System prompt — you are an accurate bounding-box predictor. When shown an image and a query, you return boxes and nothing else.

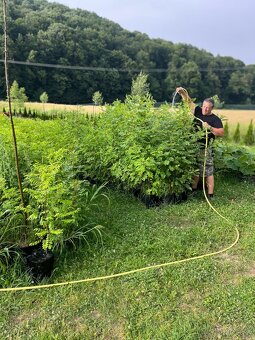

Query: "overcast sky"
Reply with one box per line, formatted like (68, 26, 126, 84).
(50, 0, 255, 65)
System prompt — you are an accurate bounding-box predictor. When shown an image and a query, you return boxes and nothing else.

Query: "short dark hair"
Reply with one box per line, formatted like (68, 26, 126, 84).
(203, 98, 215, 107)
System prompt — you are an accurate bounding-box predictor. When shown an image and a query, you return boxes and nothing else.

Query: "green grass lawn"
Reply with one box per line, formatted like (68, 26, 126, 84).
(0, 175, 254, 339)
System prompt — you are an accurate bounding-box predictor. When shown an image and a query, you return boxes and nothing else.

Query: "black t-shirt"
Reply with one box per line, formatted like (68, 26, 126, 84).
(194, 106, 223, 145)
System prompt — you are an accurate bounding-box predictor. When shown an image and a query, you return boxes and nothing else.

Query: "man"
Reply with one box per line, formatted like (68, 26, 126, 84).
(176, 87, 224, 199)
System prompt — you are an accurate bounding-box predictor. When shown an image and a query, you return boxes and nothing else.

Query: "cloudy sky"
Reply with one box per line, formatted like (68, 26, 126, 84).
(50, 0, 255, 65)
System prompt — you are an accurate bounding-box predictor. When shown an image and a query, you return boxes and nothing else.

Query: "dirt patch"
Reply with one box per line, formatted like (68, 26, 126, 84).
(11, 307, 41, 327)
(179, 291, 206, 314)
(90, 310, 102, 320)
(105, 321, 126, 340)
(217, 254, 255, 283)
(216, 253, 241, 265)
(214, 322, 247, 339)
(244, 262, 255, 277)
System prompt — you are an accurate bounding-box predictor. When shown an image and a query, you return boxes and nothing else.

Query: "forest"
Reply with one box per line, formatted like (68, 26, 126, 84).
(0, 0, 255, 104)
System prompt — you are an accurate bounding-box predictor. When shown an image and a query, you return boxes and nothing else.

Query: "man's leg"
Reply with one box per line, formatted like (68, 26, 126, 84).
(206, 175, 214, 195)
(192, 175, 200, 190)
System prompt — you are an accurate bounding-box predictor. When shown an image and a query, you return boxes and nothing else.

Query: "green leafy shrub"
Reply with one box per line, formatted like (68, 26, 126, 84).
(0, 135, 16, 186)
(10, 80, 28, 110)
(215, 142, 255, 176)
(0, 116, 107, 252)
(0, 116, 84, 178)
(40, 91, 49, 104)
(80, 97, 201, 197)
(92, 91, 103, 106)
(24, 148, 107, 251)
(129, 71, 151, 98)
(23, 149, 87, 249)
(211, 94, 224, 109)
(0, 177, 31, 273)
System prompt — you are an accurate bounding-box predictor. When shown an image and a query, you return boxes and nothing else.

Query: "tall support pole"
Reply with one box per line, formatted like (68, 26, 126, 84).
(2, 0, 28, 231)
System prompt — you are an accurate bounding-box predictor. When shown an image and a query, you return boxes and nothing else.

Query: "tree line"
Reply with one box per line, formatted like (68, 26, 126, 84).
(0, 0, 255, 105)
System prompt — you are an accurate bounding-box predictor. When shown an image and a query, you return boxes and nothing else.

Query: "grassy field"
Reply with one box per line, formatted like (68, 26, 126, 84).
(215, 109, 255, 126)
(215, 109, 255, 136)
(1, 101, 254, 126)
(0, 175, 254, 339)
(0, 101, 103, 115)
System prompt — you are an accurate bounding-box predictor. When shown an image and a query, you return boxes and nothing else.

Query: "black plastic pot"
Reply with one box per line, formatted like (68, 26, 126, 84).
(25, 249, 54, 280)
(19, 242, 42, 256)
(164, 192, 188, 204)
(138, 192, 188, 208)
(5, 242, 42, 266)
(140, 194, 163, 208)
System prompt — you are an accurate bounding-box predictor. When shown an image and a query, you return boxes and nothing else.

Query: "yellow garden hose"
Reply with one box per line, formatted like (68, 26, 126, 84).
(0, 99, 239, 293)
(0, 228, 239, 292)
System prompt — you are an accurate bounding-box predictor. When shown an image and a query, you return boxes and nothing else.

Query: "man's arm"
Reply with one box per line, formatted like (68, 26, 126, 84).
(203, 122, 224, 137)
(210, 126, 224, 137)
(176, 87, 196, 114)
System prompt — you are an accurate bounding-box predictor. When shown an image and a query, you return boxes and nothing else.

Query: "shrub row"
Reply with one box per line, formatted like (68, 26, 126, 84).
(2, 106, 97, 121)
(79, 97, 201, 198)
(223, 120, 255, 145)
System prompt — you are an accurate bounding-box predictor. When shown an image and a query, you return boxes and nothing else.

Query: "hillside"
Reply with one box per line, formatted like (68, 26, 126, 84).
(0, 0, 255, 104)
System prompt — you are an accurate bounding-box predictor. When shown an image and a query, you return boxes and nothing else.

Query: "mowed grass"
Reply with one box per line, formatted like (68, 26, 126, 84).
(0, 175, 254, 339)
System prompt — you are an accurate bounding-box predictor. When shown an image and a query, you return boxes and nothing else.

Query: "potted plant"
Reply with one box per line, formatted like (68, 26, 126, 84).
(23, 148, 106, 279)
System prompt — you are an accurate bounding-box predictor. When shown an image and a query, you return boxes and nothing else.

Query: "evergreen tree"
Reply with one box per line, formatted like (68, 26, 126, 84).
(23, 107, 28, 117)
(233, 123, 241, 143)
(244, 120, 255, 145)
(223, 121, 229, 141)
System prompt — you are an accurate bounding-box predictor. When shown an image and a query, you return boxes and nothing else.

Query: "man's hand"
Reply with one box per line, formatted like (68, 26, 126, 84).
(176, 87, 189, 101)
(202, 122, 212, 131)
(175, 86, 195, 115)
(176, 87, 187, 95)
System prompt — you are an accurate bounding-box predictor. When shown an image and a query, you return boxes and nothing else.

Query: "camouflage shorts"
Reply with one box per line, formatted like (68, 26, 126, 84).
(197, 147, 214, 177)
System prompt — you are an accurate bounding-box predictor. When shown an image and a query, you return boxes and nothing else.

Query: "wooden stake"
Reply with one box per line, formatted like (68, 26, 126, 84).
(2, 0, 28, 231)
